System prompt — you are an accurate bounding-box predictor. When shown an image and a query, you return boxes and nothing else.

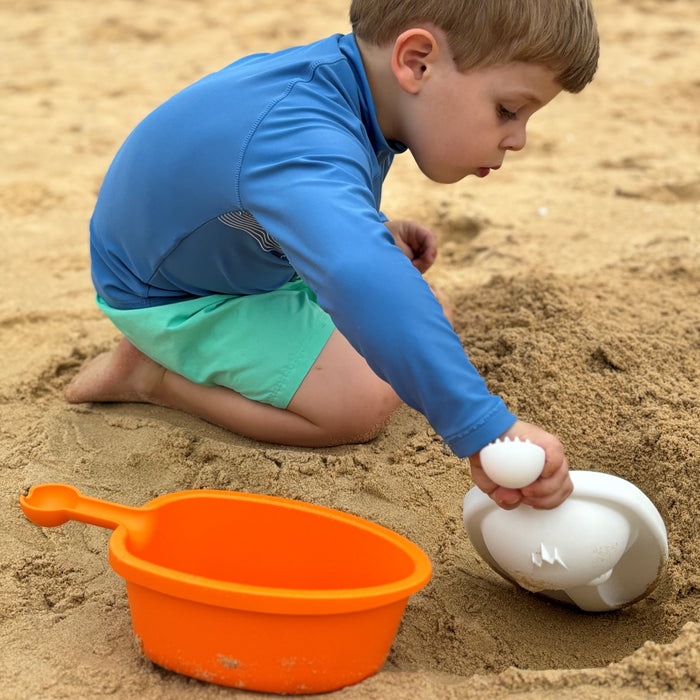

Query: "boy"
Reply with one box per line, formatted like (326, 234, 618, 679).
(67, 0, 599, 510)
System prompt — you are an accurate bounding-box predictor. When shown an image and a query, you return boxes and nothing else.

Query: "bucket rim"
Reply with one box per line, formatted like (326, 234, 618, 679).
(108, 489, 433, 615)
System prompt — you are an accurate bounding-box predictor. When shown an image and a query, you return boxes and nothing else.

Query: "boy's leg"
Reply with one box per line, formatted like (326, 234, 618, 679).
(65, 331, 401, 447)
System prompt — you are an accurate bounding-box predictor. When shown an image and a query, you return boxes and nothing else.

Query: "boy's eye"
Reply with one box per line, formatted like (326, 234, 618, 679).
(497, 104, 517, 121)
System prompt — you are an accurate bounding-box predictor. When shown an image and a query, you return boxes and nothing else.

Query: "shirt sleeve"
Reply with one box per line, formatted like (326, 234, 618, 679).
(238, 98, 516, 457)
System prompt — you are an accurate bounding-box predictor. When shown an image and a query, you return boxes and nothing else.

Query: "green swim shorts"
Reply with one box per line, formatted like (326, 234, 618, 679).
(96, 278, 336, 409)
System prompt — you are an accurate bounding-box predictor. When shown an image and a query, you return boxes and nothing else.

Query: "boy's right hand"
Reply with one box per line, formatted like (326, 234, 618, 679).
(384, 219, 438, 273)
(468, 420, 573, 510)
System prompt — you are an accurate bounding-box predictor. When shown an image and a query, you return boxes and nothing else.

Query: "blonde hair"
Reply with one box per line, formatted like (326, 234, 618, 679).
(349, 0, 599, 93)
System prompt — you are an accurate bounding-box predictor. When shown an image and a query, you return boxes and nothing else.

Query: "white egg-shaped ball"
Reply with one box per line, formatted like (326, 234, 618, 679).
(479, 438, 546, 489)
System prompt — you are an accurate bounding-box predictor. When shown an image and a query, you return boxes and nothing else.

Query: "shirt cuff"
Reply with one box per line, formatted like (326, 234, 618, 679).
(445, 401, 517, 458)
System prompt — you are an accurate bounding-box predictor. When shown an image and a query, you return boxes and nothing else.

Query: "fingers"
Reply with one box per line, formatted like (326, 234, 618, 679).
(539, 435, 565, 480)
(412, 247, 436, 273)
(385, 220, 438, 272)
(521, 459, 573, 509)
(499, 420, 564, 479)
(407, 224, 438, 272)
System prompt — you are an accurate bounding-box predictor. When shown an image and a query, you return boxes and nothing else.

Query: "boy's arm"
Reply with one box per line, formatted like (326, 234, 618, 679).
(242, 139, 516, 458)
(381, 221, 571, 509)
(240, 123, 576, 508)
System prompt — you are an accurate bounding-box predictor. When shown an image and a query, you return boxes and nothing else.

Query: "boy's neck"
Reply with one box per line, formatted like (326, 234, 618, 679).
(355, 37, 403, 144)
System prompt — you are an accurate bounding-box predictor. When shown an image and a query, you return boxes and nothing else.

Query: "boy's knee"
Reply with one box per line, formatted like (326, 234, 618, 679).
(344, 412, 393, 443)
(329, 385, 400, 444)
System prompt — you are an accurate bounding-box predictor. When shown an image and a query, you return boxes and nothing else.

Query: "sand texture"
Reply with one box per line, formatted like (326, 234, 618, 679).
(1, 0, 699, 697)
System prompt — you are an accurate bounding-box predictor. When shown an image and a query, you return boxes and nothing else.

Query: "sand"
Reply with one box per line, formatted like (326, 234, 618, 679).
(1, 0, 698, 697)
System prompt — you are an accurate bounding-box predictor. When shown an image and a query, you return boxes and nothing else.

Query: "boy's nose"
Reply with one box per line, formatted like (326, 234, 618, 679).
(501, 126, 527, 152)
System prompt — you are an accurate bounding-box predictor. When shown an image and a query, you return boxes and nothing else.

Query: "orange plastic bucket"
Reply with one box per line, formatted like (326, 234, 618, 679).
(20, 484, 432, 694)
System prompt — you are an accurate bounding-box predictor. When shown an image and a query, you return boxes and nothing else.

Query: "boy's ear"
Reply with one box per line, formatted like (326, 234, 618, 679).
(391, 28, 440, 95)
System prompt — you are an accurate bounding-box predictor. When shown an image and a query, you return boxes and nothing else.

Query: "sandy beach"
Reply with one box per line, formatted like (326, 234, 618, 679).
(1, 0, 698, 697)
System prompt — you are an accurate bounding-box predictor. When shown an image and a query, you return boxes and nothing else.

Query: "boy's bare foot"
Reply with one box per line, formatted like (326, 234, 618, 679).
(65, 337, 165, 405)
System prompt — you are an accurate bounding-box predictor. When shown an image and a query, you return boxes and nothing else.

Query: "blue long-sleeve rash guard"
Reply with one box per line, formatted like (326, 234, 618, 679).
(90, 33, 516, 457)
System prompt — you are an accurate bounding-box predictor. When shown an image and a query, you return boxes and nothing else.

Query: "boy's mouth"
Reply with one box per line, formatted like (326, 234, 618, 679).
(477, 165, 500, 178)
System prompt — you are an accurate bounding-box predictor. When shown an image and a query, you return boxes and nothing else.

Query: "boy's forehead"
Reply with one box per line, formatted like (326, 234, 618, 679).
(478, 62, 562, 101)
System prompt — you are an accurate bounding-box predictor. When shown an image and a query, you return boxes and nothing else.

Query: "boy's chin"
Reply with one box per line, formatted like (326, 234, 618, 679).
(418, 164, 469, 185)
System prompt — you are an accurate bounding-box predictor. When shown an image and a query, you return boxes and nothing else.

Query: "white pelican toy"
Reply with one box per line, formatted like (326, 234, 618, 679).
(463, 438, 668, 612)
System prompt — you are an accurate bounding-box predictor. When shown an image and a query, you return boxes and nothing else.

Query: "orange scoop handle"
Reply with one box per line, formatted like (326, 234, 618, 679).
(20, 483, 146, 532)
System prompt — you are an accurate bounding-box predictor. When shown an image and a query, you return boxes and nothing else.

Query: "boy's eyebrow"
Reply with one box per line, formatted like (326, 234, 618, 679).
(519, 92, 543, 106)
(501, 90, 544, 107)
